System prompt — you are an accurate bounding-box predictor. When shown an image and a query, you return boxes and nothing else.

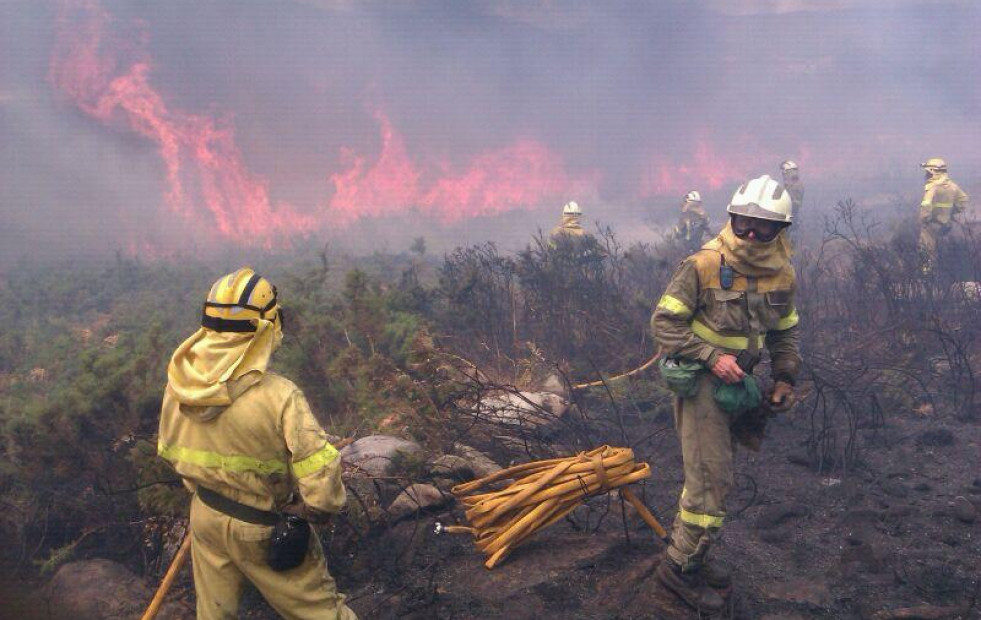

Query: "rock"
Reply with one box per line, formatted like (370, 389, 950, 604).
(430, 454, 477, 480)
(477, 391, 569, 427)
(755, 502, 808, 529)
(870, 604, 968, 619)
(340, 435, 423, 476)
(452, 443, 503, 478)
(387, 483, 450, 521)
(881, 480, 909, 499)
(952, 496, 976, 524)
(344, 477, 385, 526)
(541, 374, 569, 399)
(46, 559, 191, 620)
(762, 579, 831, 607)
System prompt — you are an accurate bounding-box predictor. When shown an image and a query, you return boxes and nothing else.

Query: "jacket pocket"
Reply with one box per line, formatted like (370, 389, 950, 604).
(706, 289, 746, 332)
(765, 290, 791, 307)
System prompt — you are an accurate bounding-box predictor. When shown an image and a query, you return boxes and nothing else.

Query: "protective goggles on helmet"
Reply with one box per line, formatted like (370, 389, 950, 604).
(730, 214, 787, 243)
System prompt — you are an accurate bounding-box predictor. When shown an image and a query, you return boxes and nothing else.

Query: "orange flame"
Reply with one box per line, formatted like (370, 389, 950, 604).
(50, 0, 314, 247)
(49, 0, 595, 252)
(328, 112, 591, 224)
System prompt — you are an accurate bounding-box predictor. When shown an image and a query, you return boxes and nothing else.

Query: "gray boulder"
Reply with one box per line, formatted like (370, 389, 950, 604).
(46, 559, 191, 620)
(452, 443, 503, 478)
(387, 483, 451, 521)
(477, 391, 569, 427)
(340, 435, 423, 476)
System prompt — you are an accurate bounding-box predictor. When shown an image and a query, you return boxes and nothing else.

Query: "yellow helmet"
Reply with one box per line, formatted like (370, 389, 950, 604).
(202, 267, 281, 333)
(920, 157, 947, 174)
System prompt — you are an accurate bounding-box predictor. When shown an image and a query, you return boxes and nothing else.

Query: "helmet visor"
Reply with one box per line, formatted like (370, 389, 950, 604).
(731, 214, 786, 243)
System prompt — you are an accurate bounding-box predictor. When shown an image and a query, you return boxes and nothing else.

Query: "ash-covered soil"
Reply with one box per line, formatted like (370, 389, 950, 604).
(329, 398, 981, 620)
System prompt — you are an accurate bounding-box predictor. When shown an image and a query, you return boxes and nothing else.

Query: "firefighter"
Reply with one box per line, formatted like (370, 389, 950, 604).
(651, 175, 801, 612)
(919, 157, 969, 272)
(550, 201, 586, 240)
(672, 190, 712, 253)
(780, 160, 804, 242)
(158, 268, 357, 620)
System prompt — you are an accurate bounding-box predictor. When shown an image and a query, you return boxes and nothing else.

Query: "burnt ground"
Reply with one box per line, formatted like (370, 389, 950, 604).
(16, 386, 978, 620)
(326, 392, 981, 620)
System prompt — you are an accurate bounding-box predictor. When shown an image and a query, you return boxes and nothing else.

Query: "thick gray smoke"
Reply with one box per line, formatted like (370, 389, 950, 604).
(0, 0, 978, 261)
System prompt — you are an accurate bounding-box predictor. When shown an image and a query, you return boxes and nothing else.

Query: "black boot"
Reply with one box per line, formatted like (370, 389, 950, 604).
(656, 560, 725, 614)
(700, 561, 732, 590)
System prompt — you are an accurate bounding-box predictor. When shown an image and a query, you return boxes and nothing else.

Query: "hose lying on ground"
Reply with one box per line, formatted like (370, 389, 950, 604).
(445, 445, 668, 569)
(571, 354, 659, 390)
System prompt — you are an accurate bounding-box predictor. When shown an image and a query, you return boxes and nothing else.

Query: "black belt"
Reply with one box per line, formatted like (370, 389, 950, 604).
(197, 486, 279, 526)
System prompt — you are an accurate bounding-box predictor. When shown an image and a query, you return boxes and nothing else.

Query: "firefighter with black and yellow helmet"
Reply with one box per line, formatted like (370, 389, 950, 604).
(158, 268, 357, 620)
(652, 175, 801, 612)
(919, 157, 969, 271)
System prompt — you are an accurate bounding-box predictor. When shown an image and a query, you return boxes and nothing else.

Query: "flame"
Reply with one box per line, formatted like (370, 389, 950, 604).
(50, 0, 314, 247)
(50, 0, 594, 252)
(328, 112, 591, 224)
(641, 138, 761, 198)
(327, 112, 422, 224)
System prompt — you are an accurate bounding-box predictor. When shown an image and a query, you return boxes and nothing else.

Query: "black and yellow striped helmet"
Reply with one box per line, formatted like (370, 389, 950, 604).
(202, 267, 281, 333)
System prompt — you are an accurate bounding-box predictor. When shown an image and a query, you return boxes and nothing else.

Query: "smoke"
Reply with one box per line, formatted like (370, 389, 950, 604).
(1, 0, 979, 260)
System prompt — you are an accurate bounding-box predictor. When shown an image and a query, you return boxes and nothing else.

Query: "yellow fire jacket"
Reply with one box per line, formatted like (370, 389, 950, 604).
(159, 372, 345, 519)
(652, 249, 801, 384)
(921, 175, 969, 226)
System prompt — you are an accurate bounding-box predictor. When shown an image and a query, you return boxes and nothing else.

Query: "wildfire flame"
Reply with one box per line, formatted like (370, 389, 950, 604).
(49, 0, 593, 250)
(50, 0, 315, 247)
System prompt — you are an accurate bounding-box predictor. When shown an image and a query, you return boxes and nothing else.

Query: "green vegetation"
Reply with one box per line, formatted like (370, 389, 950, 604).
(1, 212, 978, 577)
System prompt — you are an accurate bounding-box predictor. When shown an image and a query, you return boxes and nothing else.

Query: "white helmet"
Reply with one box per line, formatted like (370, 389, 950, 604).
(562, 201, 582, 216)
(780, 160, 799, 172)
(920, 157, 947, 174)
(727, 175, 793, 223)
(684, 190, 701, 203)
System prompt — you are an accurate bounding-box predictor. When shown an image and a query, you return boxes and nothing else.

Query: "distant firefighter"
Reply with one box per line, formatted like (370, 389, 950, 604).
(672, 190, 712, 252)
(780, 160, 804, 240)
(652, 174, 800, 613)
(550, 200, 586, 240)
(919, 157, 969, 271)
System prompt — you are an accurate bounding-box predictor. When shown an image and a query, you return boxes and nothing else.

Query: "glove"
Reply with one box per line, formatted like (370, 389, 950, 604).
(769, 381, 796, 412)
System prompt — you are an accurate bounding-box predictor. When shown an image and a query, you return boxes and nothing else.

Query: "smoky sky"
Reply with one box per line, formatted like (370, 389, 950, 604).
(1, 0, 979, 260)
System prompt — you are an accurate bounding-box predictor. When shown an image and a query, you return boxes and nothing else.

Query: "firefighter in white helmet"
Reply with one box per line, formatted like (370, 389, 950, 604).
(550, 201, 586, 240)
(780, 161, 804, 243)
(672, 190, 712, 253)
(158, 268, 357, 620)
(919, 158, 969, 271)
(652, 175, 801, 612)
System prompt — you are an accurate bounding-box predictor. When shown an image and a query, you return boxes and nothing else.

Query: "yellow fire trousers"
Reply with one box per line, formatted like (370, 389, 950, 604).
(189, 495, 358, 620)
(666, 374, 733, 570)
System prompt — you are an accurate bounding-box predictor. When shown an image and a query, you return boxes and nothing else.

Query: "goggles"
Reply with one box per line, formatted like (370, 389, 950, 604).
(730, 214, 786, 243)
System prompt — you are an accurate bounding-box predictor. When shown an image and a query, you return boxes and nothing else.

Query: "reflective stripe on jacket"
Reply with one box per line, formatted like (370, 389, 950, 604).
(921, 176, 969, 225)
(158, 373, 345, 518)
(651, 250, 801, 383)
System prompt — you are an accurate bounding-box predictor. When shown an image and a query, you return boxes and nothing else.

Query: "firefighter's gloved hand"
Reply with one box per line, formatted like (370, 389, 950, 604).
(769, 381, 796, 412)
(710, 354, 746, 384)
